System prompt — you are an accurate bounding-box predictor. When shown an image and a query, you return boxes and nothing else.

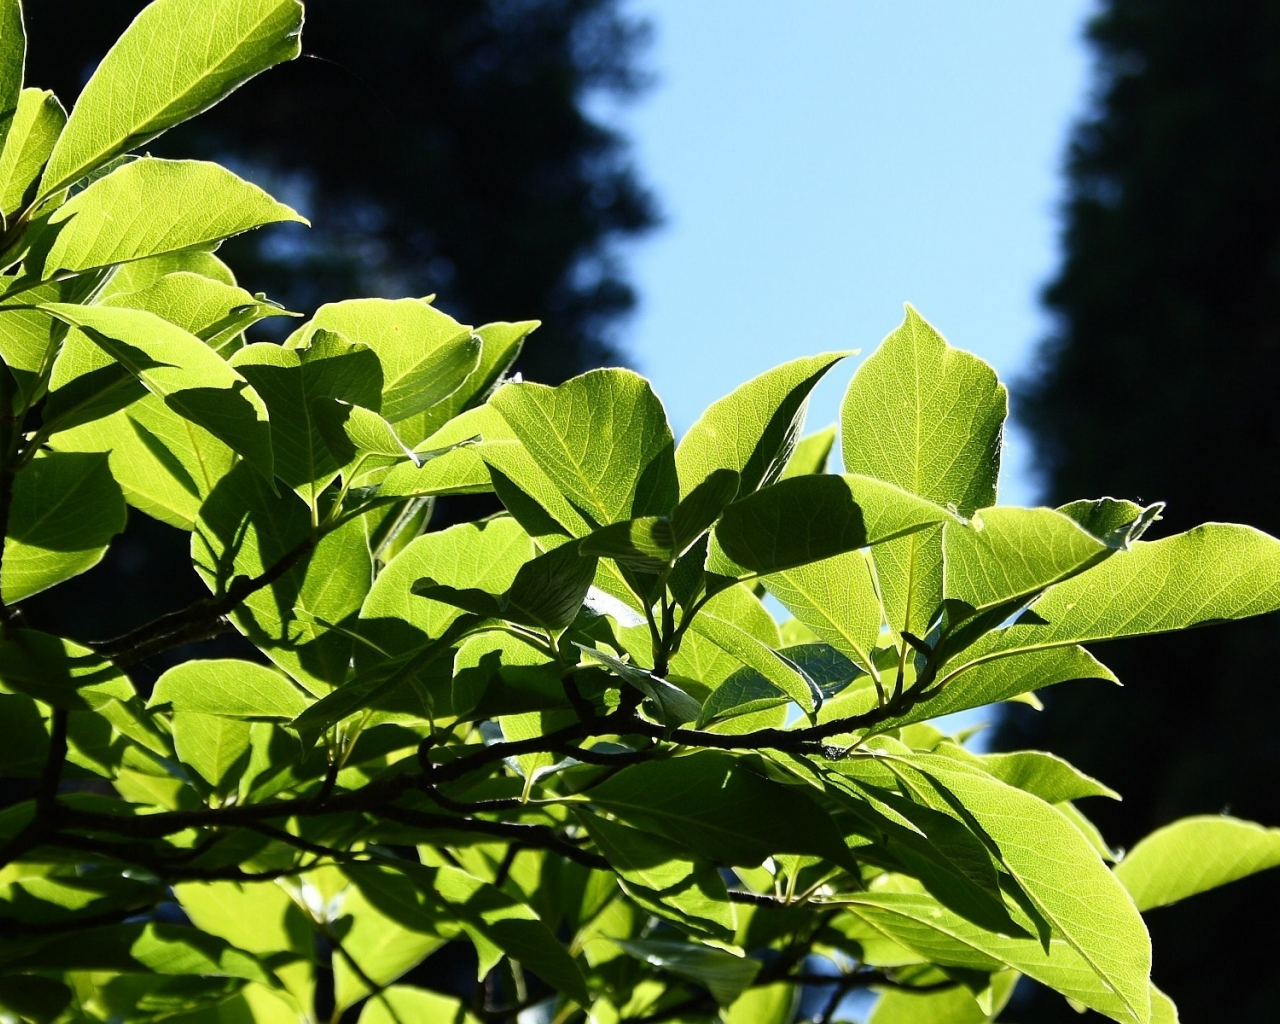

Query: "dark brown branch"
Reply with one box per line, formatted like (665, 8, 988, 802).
(89, 535, 316, 666)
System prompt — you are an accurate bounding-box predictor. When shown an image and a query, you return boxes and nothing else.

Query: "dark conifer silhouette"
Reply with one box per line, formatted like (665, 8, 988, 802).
(1002, 2, 1280, 1018)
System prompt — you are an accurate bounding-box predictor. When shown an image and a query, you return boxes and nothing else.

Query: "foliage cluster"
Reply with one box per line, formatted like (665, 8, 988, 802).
(2, 3, 1279, 1023)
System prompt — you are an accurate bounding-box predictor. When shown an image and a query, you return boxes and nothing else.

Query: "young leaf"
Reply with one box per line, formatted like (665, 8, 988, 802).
(0, 273, 107, 413)
(40, 303, 276, 483)
(313, 397, 416, 464)
(689, 609, 823, 713)
(24, 158, 305, 284)
(676, 352, 850, 499)
(842, 306, 1007, 638)
(417, 318, 539, 439)
(150, 660, 309, 719)
(358, 987, 481, 1024)
(1, 451, 126, 602)
(38, 0, 303, 198)
(0, 89, 65, 216)
(491, 368, 679, 525)
(1114, 816, 1280, 912)
(575, 642, 703, 725)
(171, 711, 251, 789)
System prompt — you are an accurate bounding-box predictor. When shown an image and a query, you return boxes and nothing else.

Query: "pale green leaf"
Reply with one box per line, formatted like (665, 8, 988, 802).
(42, 302, 275, 482)
(676, 351, 850, 497)
(1114, 816, 1280, 912)
(314, 398, 415, 463)
(0, 89, 65, 217)
(764, 549, 884, 678)
(1, 451, 125, 602)
(25, 158, 304, 283)
(230, 332, 381, 506)
(869, 969, 1017, 1023)
(491, 368, 679, 525)
(0, 273, 106, 412)
(417, 318, 538, 439)
(39, 0, 303, 197)
(690, 609, 821, 713)
(967, 749, 1119, 803)
(193, 463, 372, 694)
(48, 392, 236, 531)
(576, 642, 703, 724)
(150, 659, 309, 718)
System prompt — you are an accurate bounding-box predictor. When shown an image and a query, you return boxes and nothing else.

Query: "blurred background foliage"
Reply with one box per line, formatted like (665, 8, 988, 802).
(998, 0, 1280, 1019)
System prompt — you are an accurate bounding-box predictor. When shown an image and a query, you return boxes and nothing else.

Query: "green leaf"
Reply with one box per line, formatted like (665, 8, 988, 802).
(581, 468, 740, 570)
(764, 550, 883, 678)
(1057, 497, 1161, 547)
(0, 89, 65, 217)
(38, 0, 303, 198)
(676, 352, 850, 497)
(417, 318, 538, 439)
(361, 517, 534, 646)
(105, 271, 295, 353)
(41, 302, 275, 483)
(965, 749, 1119, 804)
(24, 158, 305, 283)
(710, 474, 954, 578)
(888, 753, 1151, 1024)
(582, 812, 736, 939)
(47, 391, 236, 531)
(781, 424, 836, 479)
(0, 0, 22, 151)
(585, 750, 851, 866)
(1, 450, 126, 602)
(936, 525, 1280, 689)
(0, 629, 132, 710)
(230, 332, 382, 506)
(150, 660, 309, 719)
(352, 861, 591, 1007)
(313, 398, 415, 463)
(942, 506, 1111, 614)
(0, 273, 107, 413)
(0, 923, 275, 985)
(193, 463, 372, 693)
(1114, 816, 1280, 912)
(576, 642, 703, 725)
(842, 306, 1006, 638)
(612, 938, 760, 1005)
(491, 368, 679, 525)
(172, 711, 251, 789)
(289, 297, 481, 445)
(869, 970, 1017, 1024)
(358, 987, 481, 1024)
(689, 607, 822, 713)
(840, 891, 1150, 1024)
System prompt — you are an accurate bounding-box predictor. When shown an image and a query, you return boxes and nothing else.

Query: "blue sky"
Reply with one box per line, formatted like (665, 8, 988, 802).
(607, 0, 1097, 507)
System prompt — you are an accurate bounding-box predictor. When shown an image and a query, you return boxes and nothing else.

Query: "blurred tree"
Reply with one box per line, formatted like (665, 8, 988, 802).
(1001, 1, 1280, 1019)
(23, 0, 657, 383)
(16, 0, 656, 671)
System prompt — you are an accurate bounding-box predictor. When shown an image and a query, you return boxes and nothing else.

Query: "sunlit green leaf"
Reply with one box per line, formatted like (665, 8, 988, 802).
(0, 89, 65, 217)
(150, 660, 309, 719)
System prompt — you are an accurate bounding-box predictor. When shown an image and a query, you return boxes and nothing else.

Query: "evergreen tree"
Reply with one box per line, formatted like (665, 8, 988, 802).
(1004, 1, 1280, 1018)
